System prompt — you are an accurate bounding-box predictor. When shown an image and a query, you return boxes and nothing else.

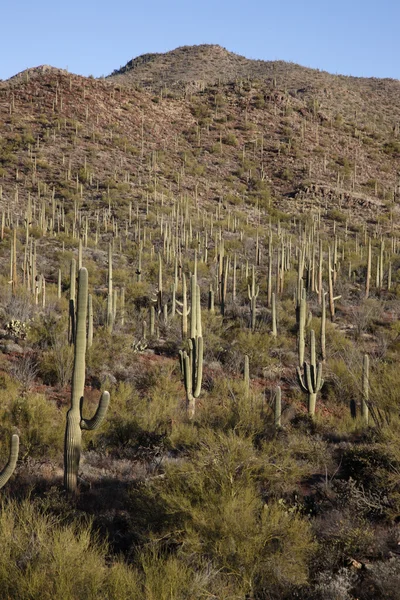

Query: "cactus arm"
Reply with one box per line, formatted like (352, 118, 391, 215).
(308, 362, 316, 391)
(193, 337, 203, 398)
(183, 352, 193, 401)
(0, 434, 19, 489)
(304, 362, 313, 392)
(81, 391, 110, 431)
(196, 284, 202, 338)
(177, 305, 190, 314)
(178, 349, 184, 375)
(316, 364, 323, 393)
(296, 366, 308, 394)
(310, 329, 316, 368)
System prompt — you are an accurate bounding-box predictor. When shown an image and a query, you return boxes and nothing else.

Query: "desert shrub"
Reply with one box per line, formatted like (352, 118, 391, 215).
(28, 311, 65, 350)
(383, 140, 400, 155)
(39, 335, 74, 387)
(200, 311, 225, 362)
(155, 430, 317, 597)
(354, 557, 400, 599)
(137, 549, 212, 600)
(9, 351, 38, 393)
(259, 432, 332, 497)
(311, 568, 357, 600)
(93, 366, 184, 455)
(1, 393, 63, 459)
(339, 443, 400, 499)
(0, 499, 140, 600)
(312, 508, 376, 572)
(168, 421, 203, 451)
(190, 101, 210, 121)
(347, 298, 385, 340)
(196, 374, 267, 435)
(0, 289, 35, 324)
(369, 361, 400, 416)
(86, 329, 137, 378)
(226, 328, 281, 375)
(222, 132, 238, 146)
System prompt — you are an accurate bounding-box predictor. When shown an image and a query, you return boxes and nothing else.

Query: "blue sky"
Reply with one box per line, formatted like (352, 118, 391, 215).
(1, 0, 398, 80)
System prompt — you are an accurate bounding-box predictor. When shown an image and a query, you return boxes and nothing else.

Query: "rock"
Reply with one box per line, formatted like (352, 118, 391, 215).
(99, 371, 117, 386)
(0, 342, 24, 354)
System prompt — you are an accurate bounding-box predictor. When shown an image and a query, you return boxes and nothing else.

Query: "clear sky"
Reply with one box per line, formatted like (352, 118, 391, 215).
(1, 0, 398, 80)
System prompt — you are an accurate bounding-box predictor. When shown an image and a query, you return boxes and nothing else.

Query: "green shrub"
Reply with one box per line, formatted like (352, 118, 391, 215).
(156, 430, 317, 596)
(2, 393, 63, 458)
(0, 499, 140, 600)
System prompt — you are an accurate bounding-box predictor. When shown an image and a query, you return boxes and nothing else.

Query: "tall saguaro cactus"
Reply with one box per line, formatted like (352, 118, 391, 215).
(179, 274, 203, 419)
(68, 259, 76, 345)
(64, 268, 110, 494)
(248, 265, 259, 331)
(297, 288, 307, 366)
(361, 353, 369, 425)
(0, 434, 19, 489)
(297, 329, 324, 417)
(244, 354, 250, 397)
(106, 243, 113, 332)
(176, 273, 190, 339)
(274, 386, 282, 428)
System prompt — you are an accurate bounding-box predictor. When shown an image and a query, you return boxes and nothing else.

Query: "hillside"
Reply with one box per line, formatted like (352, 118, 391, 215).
(2, 48, 400, 227)
(0, 46, 399, 600)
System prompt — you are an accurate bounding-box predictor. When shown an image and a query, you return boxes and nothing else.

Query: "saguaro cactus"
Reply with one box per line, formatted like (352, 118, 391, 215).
(244, 354, 250, 396)
(297, 288, 307, 366)
(248, 265, 259, 331)
(176, 273, 190, 339)
(179, 275, 203, 419)
(106, 243, 113, 332)
(220, 255, 229, 316)
(297, 329, 324, 417)
(274, 386, 282, 428)
(271, 292, 277, 338)
(361, 353, 369, 425)
(64, 268, 110, 494)
(0, 434, 19, 489)
(320, 290, 327, 362)
(68, 259, 76, 345)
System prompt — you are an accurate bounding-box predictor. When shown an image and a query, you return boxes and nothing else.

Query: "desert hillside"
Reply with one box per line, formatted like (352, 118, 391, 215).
(0, 45, 399, 600)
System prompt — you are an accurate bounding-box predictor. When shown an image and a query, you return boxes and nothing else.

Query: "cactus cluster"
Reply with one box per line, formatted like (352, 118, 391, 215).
(5, 319, 29, 340)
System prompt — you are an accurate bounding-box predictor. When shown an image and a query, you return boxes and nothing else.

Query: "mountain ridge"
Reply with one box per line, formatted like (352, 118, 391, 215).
(107, 43, 400, 89)
(5, 44, 399, 87)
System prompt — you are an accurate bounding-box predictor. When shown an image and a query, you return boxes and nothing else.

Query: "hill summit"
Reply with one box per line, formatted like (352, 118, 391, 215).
(107, 43, 314, 90)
